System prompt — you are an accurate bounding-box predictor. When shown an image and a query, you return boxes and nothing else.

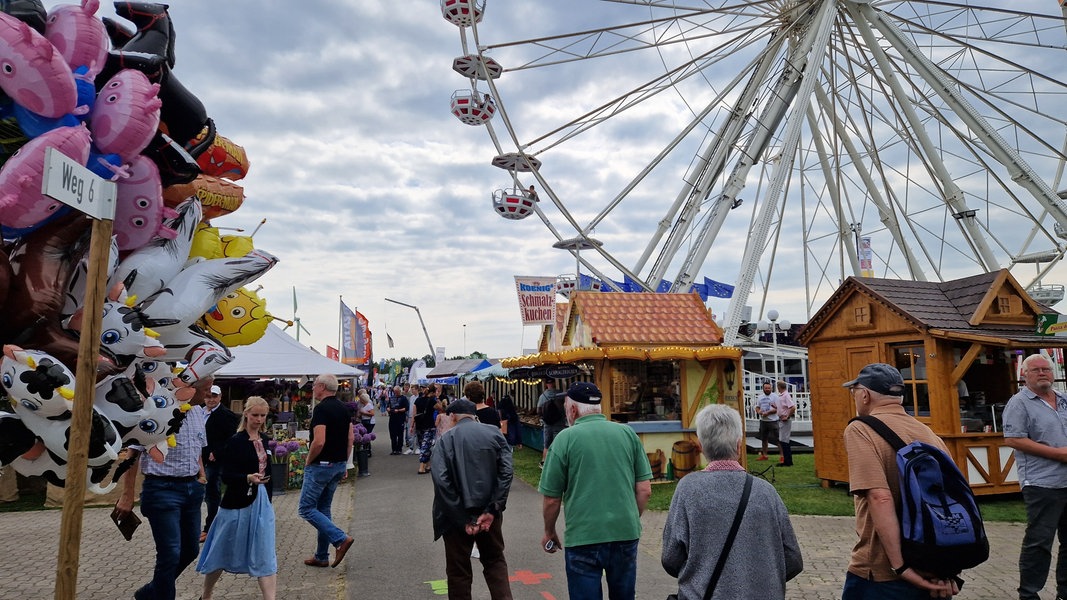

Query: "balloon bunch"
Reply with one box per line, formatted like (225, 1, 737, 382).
(0, 1, 278, 493)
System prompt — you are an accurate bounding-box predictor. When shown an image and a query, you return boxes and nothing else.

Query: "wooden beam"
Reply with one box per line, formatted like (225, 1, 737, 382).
(949, 343, 983, 385)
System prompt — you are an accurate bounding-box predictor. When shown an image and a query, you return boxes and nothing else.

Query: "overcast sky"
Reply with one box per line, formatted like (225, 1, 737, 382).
(53, 0, 1067, 362)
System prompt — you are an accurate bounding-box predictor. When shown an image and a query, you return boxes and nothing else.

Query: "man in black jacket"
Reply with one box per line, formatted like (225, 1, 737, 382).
(431, 382, 514, 600)
(201, 383, 239, 541)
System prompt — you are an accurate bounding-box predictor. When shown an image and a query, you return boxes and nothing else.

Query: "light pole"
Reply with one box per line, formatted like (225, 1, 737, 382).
(757, 309, 791, 383)
(384, 297, 435, 359)
(463, 324, 467, 356)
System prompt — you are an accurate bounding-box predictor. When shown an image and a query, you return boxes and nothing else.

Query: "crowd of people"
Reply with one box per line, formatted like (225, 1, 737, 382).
(109, 357, 1067, 600)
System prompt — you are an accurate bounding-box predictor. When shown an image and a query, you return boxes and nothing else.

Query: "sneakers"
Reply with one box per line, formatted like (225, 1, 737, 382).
(778, 456, 785, 464)
(757, 454, 768, 461)
(402, 448, 413, 455)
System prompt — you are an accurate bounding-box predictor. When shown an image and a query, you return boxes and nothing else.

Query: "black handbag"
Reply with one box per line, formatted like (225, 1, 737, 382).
(667, 474, 753, 600)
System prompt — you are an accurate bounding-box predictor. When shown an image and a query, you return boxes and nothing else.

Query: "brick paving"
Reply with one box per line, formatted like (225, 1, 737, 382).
(0, 436, 1053, 599)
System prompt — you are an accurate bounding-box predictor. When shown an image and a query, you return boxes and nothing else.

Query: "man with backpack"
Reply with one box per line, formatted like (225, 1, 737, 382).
(841, 363, 960, 599)
(537, 380, 566, 468)
(1003, 353, 1067, 600)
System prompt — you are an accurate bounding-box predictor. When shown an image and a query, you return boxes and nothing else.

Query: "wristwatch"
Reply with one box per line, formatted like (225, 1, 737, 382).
(892, 564, 910, 576)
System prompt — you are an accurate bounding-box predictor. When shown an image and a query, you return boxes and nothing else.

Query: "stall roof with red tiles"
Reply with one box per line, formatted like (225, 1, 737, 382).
(561, 292, 722, 347)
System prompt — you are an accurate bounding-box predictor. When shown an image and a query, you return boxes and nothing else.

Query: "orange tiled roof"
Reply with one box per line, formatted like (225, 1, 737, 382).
(569, 292, 721, 346)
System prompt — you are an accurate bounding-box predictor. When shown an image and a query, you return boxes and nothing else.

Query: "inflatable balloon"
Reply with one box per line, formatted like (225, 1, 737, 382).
(90, 68, 161, 160)
(0, 10, 77, 118)
(138, 248, 279, 333)
(112, 155, 175, 252)
(60, 232, 117, 320)
(219, 234, 254, 258)
(162, 173, 244, 219)
(109, 197, 201, 301)
(94, 373, 188, 463)
(64, 283, 176, 370)
(0, 345, 121, 475)
(198, 287, 272, 347)
(44, 0, 109, 79)
(104, 1, 173, 67)
(186, 222, 221, 262)
(192, 131, 249, 180)
(0, 125, 91, 236)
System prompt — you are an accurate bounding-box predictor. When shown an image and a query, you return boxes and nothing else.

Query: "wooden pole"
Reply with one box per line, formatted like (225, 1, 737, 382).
(54, 216, 113, 600)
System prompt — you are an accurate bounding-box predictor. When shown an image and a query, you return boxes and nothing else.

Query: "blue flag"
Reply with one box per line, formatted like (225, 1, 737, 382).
(704, 277, 734, 298)
(656, 279, 672, 293)
(690, 282, 709, 301)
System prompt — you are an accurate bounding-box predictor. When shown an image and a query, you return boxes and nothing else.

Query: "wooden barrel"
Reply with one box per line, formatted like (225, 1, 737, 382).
(646, 449, 665, 479)
(672, 441, 698, 479)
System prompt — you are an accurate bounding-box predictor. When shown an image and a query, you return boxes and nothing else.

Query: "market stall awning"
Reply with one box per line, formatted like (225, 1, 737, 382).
(426, 358, 491, 378)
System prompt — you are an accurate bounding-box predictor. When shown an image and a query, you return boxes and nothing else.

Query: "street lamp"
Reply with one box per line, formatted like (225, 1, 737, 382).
(757, 309, 791, 383)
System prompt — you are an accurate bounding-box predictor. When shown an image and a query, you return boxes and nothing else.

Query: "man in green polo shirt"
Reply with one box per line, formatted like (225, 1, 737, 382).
(539, 381, 653, 600)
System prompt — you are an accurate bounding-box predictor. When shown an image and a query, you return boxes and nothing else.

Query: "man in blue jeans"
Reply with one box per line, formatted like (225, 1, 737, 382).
(299, 373, 355, 568)
(113, 377, 209, 600)
(539, 382, 652, 599)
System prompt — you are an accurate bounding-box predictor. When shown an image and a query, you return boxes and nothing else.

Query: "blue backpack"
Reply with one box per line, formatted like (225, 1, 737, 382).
(851, 416, 989, 577)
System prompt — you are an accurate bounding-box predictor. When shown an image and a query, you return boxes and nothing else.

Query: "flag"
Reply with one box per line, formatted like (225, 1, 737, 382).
(656, 279, 671, 293)
(690, 282, 709, 302)
(387, 333, 394, 348)
(326, 346, 339, 361)
(624, 275, 642, 292)
(704, 277, 735, 298)
(340, 300, 372, 365)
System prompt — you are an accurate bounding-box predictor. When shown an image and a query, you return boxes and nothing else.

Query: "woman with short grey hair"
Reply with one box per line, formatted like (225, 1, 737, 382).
(662, 404, 803, 599)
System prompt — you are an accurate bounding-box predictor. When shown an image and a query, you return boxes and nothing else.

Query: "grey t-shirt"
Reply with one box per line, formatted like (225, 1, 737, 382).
(1003, 387, 1067, 488)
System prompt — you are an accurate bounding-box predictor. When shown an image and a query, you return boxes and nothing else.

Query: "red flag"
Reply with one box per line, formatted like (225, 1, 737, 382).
(326, 346, 339, 361)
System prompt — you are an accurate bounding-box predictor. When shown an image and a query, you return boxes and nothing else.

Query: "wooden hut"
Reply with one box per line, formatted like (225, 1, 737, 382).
(797, 269, 1067, 495)
(501, 292, 743, 476)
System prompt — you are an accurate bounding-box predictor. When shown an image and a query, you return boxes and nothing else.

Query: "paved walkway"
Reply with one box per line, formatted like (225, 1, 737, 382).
(0, 435, 1051, 598)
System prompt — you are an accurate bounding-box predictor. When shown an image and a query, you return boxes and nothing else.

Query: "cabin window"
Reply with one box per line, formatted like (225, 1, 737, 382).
(609, 359, 680, 422)
(892, 344, 930, 419)
(848, 302, 875, 330)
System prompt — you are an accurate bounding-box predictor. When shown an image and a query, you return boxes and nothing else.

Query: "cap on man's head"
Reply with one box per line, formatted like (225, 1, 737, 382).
(210, 385, 222, 395)
(445, 398, 478, 416)
(566, 381, 602, 404)
(842, 363, 905, 396)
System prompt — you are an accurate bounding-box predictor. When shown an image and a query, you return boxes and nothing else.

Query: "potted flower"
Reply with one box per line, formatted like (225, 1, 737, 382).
(268, 440, 290, 494)
(353, 423, 376, 477)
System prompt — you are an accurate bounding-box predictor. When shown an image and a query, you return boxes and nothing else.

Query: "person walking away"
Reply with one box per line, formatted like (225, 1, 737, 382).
(357, 391, 376, 457)
(776, 380, 795, 466)
(754, 381, 778, 460)
(298, 374, 355, 568)
(197, 396, 277, 599)
(113, 377, 211, 600)
(431, 383, 514, 600)
(413, 386, 437, 474)
(497, 393, 522, 448)
(841, 363, 958, 599)
(662, 404, 803, 599)
(1003, 353, 1067, 600)
(387, 385, 409, 455)
(202, 383, 239, 542)
(539, 382, 652, 599)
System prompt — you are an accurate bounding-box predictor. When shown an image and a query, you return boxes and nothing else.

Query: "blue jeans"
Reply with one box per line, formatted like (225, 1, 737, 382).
(136, 478, 205, 600)
(298, 462, 349, 561)
(565, 539, 639, 600)
(203, 461, 222, 531)
(841, 571, 927, 600)
(1019, 485, 1067, 599)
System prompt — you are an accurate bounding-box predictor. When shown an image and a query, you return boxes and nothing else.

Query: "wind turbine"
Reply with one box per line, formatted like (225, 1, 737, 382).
(286, 286, 311, 341)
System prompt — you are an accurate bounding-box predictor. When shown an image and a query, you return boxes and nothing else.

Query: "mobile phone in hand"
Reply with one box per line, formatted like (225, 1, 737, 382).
(544, 540, 556, 551)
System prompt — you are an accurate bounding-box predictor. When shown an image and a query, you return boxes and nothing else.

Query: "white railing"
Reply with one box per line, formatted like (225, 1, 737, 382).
(743, 390, 811, 423)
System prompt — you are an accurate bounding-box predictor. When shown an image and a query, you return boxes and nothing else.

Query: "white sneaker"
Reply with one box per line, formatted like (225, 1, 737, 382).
(402, 448, 413, 455)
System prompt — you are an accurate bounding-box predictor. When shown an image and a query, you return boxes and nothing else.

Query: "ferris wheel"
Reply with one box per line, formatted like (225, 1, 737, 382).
(442, 0, 1067, 344)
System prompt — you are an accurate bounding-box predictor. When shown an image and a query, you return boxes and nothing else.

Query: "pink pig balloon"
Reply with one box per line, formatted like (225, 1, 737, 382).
(0, 125, 91, 233)
(114, 155, 177, 252)
(91, 69, 162, 160)
(0, 11, 78, 118)
(45, 0, 109, 79)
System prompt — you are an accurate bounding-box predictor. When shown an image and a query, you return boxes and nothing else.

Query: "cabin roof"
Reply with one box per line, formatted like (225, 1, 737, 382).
(565, 291, 721, 346)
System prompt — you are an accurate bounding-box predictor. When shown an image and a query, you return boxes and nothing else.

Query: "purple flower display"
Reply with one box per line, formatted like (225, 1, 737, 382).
(285, 440, 301, 452)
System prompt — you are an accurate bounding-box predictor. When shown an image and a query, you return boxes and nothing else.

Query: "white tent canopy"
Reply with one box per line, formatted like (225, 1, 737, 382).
(214, 324, 364, 379)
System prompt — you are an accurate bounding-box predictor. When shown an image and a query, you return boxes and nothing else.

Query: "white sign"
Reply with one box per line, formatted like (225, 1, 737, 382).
(514, 276, 557, 325)
(42, 147, 116, 220)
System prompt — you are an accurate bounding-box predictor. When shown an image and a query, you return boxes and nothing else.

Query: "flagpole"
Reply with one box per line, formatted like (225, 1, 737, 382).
(338, 295, 343, 366)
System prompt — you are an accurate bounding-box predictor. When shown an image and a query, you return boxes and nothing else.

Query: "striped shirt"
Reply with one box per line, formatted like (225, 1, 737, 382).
(140, 405, 207, 477)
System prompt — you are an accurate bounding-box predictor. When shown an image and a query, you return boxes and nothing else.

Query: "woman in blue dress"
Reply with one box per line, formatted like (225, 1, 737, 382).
(197, 396, 276, 599)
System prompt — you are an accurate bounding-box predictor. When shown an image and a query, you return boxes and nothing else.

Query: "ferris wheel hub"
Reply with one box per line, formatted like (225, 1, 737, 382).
(491, 152, 541, 172)
(452, 54, 502, 80)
